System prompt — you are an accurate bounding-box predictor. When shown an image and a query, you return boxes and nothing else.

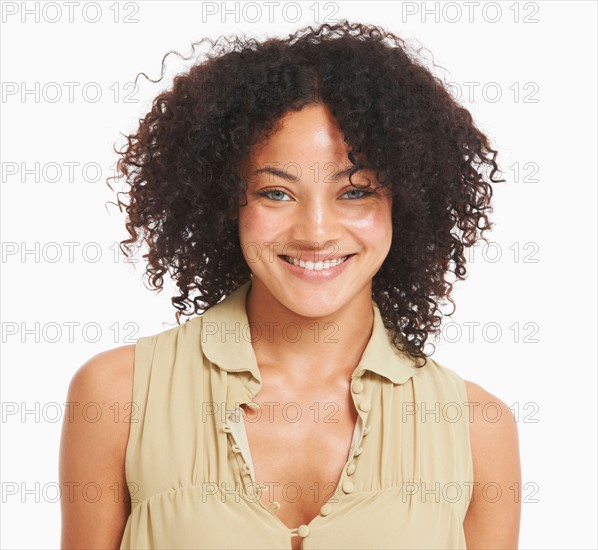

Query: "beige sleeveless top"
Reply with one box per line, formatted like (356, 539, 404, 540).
(120, 280, 473, 549)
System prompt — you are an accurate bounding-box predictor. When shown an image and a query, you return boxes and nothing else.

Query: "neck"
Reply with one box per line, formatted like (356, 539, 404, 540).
(245, 278, 375, 386)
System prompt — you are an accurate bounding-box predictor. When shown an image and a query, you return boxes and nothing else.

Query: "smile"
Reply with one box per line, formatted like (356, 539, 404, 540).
(280, 254, 353, 271)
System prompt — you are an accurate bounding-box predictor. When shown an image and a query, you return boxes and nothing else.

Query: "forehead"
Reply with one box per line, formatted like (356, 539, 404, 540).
(249, 104, 351, 164)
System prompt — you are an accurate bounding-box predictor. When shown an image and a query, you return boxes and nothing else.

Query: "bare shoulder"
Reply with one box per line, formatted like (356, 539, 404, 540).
(68, 344, 136, 403)
(59, 344, 136, 549)
(463, 380, 519, 451)
(463, 379, 522, 549)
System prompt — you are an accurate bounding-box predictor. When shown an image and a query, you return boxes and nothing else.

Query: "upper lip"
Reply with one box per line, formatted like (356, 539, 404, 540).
(280, 253, 354, 263)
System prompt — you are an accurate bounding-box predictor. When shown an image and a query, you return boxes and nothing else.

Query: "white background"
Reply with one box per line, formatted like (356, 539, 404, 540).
(1, 1, 596, 548)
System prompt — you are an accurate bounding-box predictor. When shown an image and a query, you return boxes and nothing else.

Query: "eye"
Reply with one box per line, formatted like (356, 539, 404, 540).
(257, 189, 291, 201)
(342, 188, 374, 199)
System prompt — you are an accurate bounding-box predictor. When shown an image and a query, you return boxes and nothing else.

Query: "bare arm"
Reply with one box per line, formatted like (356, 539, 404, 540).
(463, 380, 522, 549)
(59, 345, 136, 549)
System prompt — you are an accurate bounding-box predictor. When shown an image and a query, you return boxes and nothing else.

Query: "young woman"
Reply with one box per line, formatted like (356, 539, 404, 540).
(60, 21, 521, 549)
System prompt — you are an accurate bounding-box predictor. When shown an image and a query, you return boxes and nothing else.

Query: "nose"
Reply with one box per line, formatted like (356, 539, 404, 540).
(289, 194, 341, 249)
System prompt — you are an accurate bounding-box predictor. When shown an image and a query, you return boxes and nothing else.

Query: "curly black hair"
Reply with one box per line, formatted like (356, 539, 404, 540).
(108, 20, 505, 366)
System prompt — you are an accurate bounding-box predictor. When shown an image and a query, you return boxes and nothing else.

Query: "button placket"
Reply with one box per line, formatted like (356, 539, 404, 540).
(223, 407, 259, 501)
(225, 404, 284, 524)
(352, 378, 371, 461)
(317, 375, 372, 521)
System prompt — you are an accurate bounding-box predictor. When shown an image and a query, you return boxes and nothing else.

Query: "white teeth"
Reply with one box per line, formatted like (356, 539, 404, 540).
(283, 255, 350, 271)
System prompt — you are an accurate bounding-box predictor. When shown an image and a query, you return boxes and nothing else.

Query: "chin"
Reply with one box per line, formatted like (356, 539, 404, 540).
(273, 282, 352, 317)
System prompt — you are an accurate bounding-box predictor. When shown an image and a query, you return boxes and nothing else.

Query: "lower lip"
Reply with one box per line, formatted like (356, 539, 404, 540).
(278, 254, 355, 281)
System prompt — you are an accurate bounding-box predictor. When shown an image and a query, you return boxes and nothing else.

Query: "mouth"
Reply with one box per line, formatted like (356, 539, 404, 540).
(279, 254, 356, 271)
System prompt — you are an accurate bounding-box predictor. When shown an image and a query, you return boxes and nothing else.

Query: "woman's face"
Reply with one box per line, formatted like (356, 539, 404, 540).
(237, 103, 393, 317)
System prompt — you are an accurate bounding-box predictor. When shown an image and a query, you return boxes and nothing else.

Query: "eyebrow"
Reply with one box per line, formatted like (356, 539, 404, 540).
(252, 165, 358, 183)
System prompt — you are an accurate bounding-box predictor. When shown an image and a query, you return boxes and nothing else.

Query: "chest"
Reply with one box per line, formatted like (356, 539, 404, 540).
(239, 389, 359, 532)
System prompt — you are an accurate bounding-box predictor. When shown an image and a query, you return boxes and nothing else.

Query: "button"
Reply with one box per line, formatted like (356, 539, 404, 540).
(228, 409, 242, 422)
(231, 444, 241, 453)
(346, 462, 356, 475)
(297, 524, 310, 538)
(353, 446, 363, 457)
(351, 380, 364, 394)
(242, 464, 251, 474)
(269, 501, 281, 511)
(320, 503, 333, 516)
(342, 481, 355, 494)
(359, 400, 371, 412)
(363, 425, 371, 436)
(222, 425, 232, 433)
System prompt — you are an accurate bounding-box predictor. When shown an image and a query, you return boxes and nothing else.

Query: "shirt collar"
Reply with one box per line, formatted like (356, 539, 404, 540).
(201, 280, 418, 393)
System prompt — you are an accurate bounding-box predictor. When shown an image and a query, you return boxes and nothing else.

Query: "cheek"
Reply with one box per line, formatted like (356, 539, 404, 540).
(346, 203, 393, 241)
(238, 204, 281, 245)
